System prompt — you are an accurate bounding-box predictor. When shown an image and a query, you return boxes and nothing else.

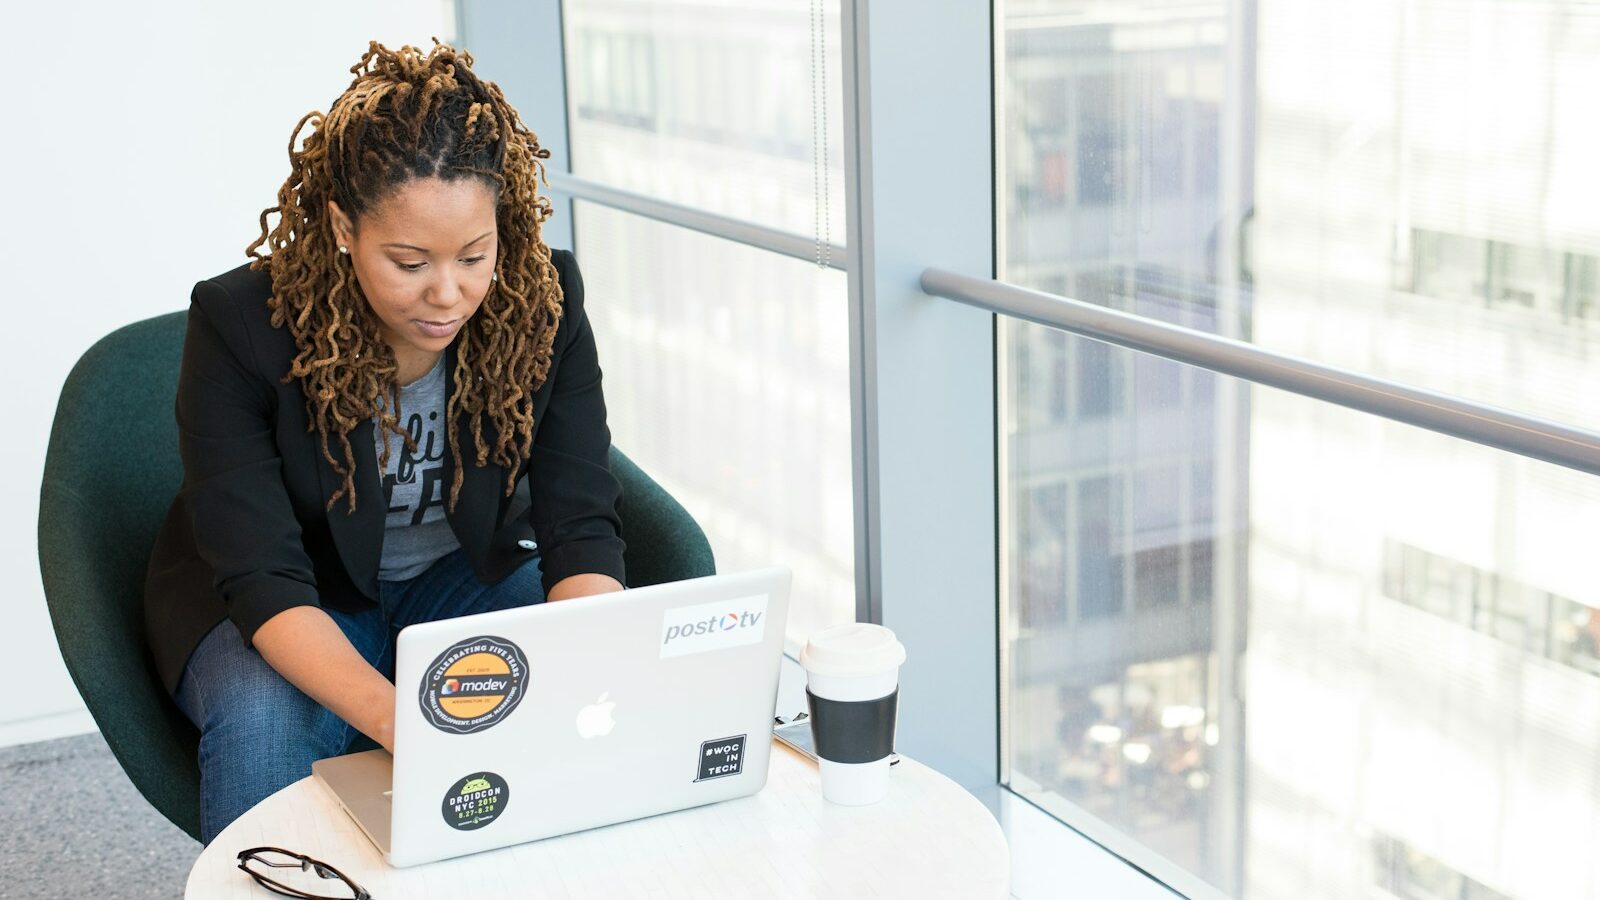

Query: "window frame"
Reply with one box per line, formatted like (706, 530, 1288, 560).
(458, 0, 1181, 894)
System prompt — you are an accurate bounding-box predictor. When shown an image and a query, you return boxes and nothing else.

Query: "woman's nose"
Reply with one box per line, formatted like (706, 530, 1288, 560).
(430, 271, 465, 307)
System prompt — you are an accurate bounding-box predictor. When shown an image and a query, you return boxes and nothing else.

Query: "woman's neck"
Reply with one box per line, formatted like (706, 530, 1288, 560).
(395, 349, 444, 388)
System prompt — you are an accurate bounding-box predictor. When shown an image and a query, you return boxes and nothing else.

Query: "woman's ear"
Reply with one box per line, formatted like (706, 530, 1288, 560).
(326, 199, 352, 245)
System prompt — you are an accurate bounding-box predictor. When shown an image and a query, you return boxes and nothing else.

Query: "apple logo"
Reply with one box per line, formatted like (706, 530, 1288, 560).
(576, 692, 618, 739)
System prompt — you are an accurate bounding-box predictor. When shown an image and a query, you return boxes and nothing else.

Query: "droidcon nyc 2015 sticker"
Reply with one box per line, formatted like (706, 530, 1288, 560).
(441, 771, 509, 831)
(418, 636, 529, 734)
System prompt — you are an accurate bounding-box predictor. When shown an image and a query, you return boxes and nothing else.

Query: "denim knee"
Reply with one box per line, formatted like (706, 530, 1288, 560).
(175, 621, 354, 844)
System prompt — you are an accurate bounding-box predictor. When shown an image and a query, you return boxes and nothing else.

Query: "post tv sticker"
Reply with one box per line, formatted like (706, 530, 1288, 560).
(442, 771, 509, 831)
(418, 636, 528, 734)
(660, 594, 769, 659)
(695, 734, 747, 782)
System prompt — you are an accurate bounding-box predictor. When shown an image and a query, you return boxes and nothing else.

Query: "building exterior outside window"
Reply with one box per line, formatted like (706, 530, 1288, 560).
(999, 1, 1600, 897)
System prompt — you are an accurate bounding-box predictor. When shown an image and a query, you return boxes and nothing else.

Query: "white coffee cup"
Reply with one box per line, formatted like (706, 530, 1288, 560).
(799, 623, 907, 805)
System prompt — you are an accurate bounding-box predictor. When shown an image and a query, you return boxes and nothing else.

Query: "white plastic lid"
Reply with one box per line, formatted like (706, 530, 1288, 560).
(799, 623, 907, 678)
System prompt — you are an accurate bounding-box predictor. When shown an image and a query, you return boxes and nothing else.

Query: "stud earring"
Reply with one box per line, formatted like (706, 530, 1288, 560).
(339, 245, 349, 254)
(491, 272, 498, 282)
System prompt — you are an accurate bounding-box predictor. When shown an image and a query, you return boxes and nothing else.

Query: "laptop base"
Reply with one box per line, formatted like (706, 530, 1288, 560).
(313, 749, 395, 855)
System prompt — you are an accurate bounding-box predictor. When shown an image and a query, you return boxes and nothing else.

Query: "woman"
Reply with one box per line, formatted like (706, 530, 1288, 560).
(142, 38, 626, 844)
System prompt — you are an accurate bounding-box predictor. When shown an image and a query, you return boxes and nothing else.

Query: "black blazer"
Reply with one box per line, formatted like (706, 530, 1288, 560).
(142, 248, 626, 695)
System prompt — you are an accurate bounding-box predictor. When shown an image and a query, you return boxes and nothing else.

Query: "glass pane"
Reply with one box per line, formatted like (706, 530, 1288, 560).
(574, 199, 855, 650)
(999, 0, 1600, 430)
(563, 0, 847, 244)
(1001, 326, 1600, 899)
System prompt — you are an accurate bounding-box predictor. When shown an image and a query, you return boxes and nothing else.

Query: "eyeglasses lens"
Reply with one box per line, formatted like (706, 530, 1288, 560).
(241, 850, 362, 899)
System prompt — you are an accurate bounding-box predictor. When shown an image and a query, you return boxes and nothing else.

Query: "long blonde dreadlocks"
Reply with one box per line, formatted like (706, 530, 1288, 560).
(244, 37, 563, 516)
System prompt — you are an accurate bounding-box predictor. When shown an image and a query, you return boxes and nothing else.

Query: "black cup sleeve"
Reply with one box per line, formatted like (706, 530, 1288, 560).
(804, 686, 898, 764)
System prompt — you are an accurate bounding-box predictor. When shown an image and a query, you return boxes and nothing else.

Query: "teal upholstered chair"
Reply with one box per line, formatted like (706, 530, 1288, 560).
(37, 309, 715, 841)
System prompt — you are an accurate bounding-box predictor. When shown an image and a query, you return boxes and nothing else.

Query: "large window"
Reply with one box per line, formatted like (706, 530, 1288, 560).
(562, 0, 853, 648)
(564, 0, 846, 239)
(999, 1, 1600, 897)
(575, 202, 855, 647)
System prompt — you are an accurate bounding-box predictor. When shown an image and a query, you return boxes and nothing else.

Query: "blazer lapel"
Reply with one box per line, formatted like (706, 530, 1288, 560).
(319, 416, 385, 601)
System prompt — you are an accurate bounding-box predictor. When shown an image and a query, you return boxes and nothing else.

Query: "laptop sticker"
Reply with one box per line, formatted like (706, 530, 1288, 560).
(418, 636, 529, 734)
(695, 734, 747, 782)
(442, 771, 509, 831)
(660, 594, 769, 659)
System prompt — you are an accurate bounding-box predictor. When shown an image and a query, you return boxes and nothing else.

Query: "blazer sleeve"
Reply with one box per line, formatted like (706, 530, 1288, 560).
(528, 249, 628, 594)
(176, 278, 321, 646)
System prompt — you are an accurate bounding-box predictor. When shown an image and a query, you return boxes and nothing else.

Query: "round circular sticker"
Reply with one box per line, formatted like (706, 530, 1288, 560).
(418, 636, 529, 734)
(441, 771, 509, 831)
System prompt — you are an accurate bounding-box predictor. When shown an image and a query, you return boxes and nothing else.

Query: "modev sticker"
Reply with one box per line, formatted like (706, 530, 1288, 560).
(660, 594, 769, 659)
(441, 771, 509, 831)
(418, 636, 528, 734)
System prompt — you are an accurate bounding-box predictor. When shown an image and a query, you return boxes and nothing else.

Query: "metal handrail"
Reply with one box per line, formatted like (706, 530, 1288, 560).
(545, 172, 848, 270)
(921, 267, 1600, 478)
(530, 170, 1600, 475)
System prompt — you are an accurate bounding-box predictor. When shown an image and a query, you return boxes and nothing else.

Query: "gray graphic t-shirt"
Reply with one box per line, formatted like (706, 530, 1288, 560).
(373, 354, 532, 581)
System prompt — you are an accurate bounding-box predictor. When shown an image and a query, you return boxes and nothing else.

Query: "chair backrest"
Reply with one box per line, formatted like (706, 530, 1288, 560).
(38, 309, 714, 842)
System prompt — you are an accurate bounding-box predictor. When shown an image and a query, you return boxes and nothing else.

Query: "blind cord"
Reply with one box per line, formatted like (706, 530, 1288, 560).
(810, 0, 832, 269)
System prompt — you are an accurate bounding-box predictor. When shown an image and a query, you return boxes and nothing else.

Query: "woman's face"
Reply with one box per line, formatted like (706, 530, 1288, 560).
(326, 176, 499, 359)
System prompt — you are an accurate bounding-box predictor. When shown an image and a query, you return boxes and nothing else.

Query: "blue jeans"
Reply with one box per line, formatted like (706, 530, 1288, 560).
(172, 545, 544, 845)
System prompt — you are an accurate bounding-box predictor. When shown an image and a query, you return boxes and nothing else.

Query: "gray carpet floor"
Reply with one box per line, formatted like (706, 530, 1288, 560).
(0, 732, 199, 899)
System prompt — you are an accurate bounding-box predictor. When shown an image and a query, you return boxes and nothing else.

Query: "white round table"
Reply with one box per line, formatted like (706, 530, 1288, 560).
(186, 740, 1010, 899)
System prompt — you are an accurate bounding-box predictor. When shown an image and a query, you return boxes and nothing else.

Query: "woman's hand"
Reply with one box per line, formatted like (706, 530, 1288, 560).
(547, 573, 624, 602)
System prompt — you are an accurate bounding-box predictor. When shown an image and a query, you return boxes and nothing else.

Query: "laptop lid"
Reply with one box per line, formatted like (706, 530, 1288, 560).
(384, 566, 792, 867)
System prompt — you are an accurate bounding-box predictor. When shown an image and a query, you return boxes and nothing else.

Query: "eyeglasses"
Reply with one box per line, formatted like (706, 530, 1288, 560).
(236, 846, 373, 900)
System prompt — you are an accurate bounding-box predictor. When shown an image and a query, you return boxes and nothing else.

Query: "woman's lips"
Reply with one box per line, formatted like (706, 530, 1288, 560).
(415, 317, 460, 337)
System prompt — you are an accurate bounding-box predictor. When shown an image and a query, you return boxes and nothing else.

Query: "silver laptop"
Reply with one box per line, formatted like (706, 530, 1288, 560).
(312, 566, 792, 868)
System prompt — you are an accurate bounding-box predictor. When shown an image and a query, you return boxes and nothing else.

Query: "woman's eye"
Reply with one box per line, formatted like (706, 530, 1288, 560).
(396, 257, 487, 273)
